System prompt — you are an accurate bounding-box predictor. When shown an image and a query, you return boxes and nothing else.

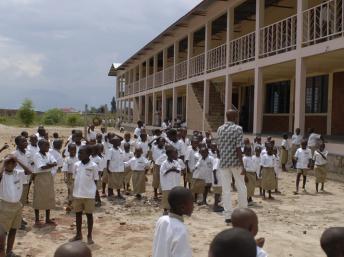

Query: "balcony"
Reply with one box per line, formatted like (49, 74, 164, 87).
(207, 43, 227, 72)
(155, 70, 163, 87)
(175, 60, 187, 81)
(140, 78, 146, 92)
(229, 32, 255, 67)
(164, 66, 174, 85)
(147, 74, 154, 89)
(134, 81, 139, 93)
(189, 53, 205, 78)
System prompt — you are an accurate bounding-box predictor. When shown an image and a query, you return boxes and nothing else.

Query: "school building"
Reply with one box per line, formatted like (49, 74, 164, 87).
(109, 0, 344, 177)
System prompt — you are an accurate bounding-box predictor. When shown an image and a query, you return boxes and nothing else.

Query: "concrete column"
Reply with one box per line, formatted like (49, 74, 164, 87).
(296, 0, 309, 49)
(138, 96, 143, 121)
(129, 99, 133, 123)
(226, 7, 234, 67)
(153, 55, 158, 88)
(253, 67, 264, 134)
(255, 0, 265, 59)
(172, 87, 177, 125)
(205, 21, 212, 73)
(162, 90, 166, 121)
(186, 84, 190, 127)
(145, 95, 149, 125)
(152, 92, 157, 126)
(294, 57, 306, 134)
(327, 72, 333, 135)
(289, 78, 295, 132)
(163, 48, 167, 84)
(203, 80, 210, 131)
(224, 75, 233, 122)
(187, 33, 194, 78)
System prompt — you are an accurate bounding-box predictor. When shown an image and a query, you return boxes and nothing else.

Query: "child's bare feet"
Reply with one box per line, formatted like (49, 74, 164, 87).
(34, 221, 44, 228)
(69, 235, 82, 242)
(87, 236, 94, 245)
(268, 196, 275, 200)
(46, 219, 57, 226)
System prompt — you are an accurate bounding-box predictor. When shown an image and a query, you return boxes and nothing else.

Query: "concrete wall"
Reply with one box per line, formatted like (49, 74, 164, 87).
(187, 85, 210, 131)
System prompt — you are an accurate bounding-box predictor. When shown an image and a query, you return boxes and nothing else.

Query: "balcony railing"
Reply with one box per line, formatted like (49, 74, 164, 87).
(147, 74, 154, 89)
(229, 32, 255, 66)
(260, 14, 297, 57)
(207, 43, 227, 72)
(155, 70, 163, 87)
(189, 53, 205, 77)
(134, 81, 139, 93)
(164, 66, 174, 85)
(303, 0, 344, 46)
(175, 60, 187, 81)
(128, 83, 133, 95)
(140, 78, 146, 92)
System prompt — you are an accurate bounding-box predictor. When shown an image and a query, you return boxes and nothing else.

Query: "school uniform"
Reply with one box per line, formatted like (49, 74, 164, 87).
(260, 154, 277, 191)
(62, 156, 78, 203)
(87, 130, 97, 141)
(165, 138, 184, 158)
(185, 147, 200, 184)
(160, 159, 182, 209)
(295, 148, 312, 176)
(120, 139, 135, 151)
(90, 155, 103, 190)
(280, 139, 289, 165)
(72, 161, 99, 214)
(49, 148, 63, 176)
(253, 143, 264, 151)
(125, 156, 150, 195)
(257, 246, 268, 257)
(313, 149, 328, 183)
(102, 141, 112, 184)
(212, 157, 222, 194)
(12, 149, 31, 205)
(107, 148, 125, 190)
(0, 169, 26, 232)
(33, 152, 57, 210)
(243, 156, 256, 197)
(152, 213, 192, 257)
(291, 134, 302, 161)
(252, 155, 261, 188)
(64, 141, 86, 158)
(134, 127, 141, 139)
(135, 140, 149, 158)
(192, 156, 214, 194)
(152, 145, 166, 189)
(123, 151, 134, 185)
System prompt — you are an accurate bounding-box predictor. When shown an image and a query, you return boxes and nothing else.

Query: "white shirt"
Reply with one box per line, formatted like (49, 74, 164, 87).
(193, 156, 214, 183)
(103, 141, 112, 161)
(260, 154, 276, 168)
(107, 148, 125, 173)
(120, 139, 135, 151)
(281, 139, 289, 150)
(257, 246, 268, 257)
(313, 150, 328, 166)
(165, 138, 184, 157)
(152, 145, 166, 162)
(33, 152, 57, 174)
(291, 134, 302, 145)
(27, 145, 39, 166)
(90, 155, 102, 172)
(135, 140, 149, 157)
(308, 133, 321, 147)
(185, 148, 200, 171)
(125, 156, 150, 171)
(0, 169, 26, 203)
(160, 159, 181, 191)
(64, 141, 86, 157)
(49, 148, 63, 176)
(161, 122, 168, 129)
(252, 155, 261, 177)
(134, 127, 141, 138)
(123, 151, 134, 162)
(62, 156, 78, 173)
(152, 214, 192, 257)
(156, 154, 168, 166)
(295, 148, 312, 169)
(243, 156, 256, 172)
(87, 130, 97, 141)
(73, 161, 99, 199)
(12, 149, 31, 184)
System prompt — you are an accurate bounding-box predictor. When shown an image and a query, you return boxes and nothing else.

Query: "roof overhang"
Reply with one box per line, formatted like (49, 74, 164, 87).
(108, 63, 122, 77)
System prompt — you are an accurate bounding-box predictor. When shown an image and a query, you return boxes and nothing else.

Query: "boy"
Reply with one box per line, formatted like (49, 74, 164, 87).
(291, 128, 302, 169)
(62, 144, 78, 212)
(320, 227, 344, 257)
(159, 146, 181, 214)
(101, 132, 115, 197)
(184, 137, 200, 189)
(20, 131, 28, 139)
(124, 147, 150, 199)
(243, 146, 256, 205)
(253, 147, 262, 196)
(122, 143, 134, 194)
(152, 187, 193, 257)
(253, 136, 263, 151)
(209, 228, 257, 257)
(54, 241, 92, 257)
(90, 145, 103, 206)
(151, 137, 166, 199)
(260, 144, 276, 200)
(121, 132, 134, 151)
(313, 143, 328, 193)
(33, 139, 57, 227)
(280, 133, 289, 172)
(70, 145, 99, 245)
(50, 139, 64, 176)
(135, 132, 149, 158)
(0, 156, 32, 257)
(212, 150, 223, 212)
(87, 125, 96, 142)
(294, 139, 312, 194)
(231, 208, 268, 257)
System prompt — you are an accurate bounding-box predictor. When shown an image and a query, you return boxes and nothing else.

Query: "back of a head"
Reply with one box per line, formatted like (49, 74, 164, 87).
(321, 227, 344, 257)
(54, 241, 92, 257)
(231, 208, 258, 235)
(168, 186, 193, 211)
(209, 228, 257, 257)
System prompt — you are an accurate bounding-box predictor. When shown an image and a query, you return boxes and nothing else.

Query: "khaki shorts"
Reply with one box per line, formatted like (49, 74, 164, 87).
(108, 172, 125, 190)
(65, 173, 74, 202)
(192, 178, 205, 194)
(20, 184, 30, 205)
(152, 165, 160, 189)
(213, 186, 222, 194)
(297, 169, 309, 176)
(161, 190, 171, 210)
(102, 169, 109, 184)
(0, 200, 22, 232)
(73, 198, 95, 214)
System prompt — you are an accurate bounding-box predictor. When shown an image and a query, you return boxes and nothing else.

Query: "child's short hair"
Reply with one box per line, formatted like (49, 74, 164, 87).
(53, 139, 63, 149)
(38, 139, 49, 148)
(320, 227, 344, 257)
(14, 135, 24, 146)
(21, 131, 28, 137)
(209, 228, 257, 257)
(68, 143, 77, 151)
(53, 132, 59, 138)
(165, 145, 176, 157)
(54, 241, 92, 257)
(168, 187, 193, 211)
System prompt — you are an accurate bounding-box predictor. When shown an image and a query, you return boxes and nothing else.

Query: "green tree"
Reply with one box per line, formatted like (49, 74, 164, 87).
(17, 99, 36, 127)
(42, 108, 65, 125)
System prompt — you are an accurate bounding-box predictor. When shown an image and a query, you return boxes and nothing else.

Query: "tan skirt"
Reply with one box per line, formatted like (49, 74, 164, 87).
(0, 200, 22, 232)
(109, 172, 125, 190)
(20, 184, 30, 205)
(261, 167, 276, 191)
(33, 172, 56, 210)
(192, 178, 205, 194)
(245, 172, 256, 197)
(315, 165, 328, 183)
(152, 164, 160, 189)
(280, 148, 288, 165)
(213, 186, 222, 194)
(186, 171, 193, 183)
(161, 190, 171, 210)
(297, 169, 309, 176)
(102, 169, 109, 184)
(64, 173, 74, 202)
(124, 166, 132, 184)
(256, 177, 262, 188)
(132, 170, 146, 194)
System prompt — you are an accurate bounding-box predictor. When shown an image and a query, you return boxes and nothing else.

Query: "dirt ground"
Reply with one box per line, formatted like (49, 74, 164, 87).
(0, 124, 344, 257)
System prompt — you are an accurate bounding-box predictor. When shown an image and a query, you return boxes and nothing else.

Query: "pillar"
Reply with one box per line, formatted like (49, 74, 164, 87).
(172, 87, 177, 125)
(145, 95, 149, 125)
(186, 84, 190, 127)
(226, 7, 234, 67)
(294, 57, 306, 134)
(289, 78, 295, 132)
(162, 90, 166, 121)
(203, 80, 210, 131)
(296, 0, 309, 49)
(253, 67, 264, 134)
(187, 33, 194, 78)
(255, 0, 265, 59)
(174, 42, 179, 81)
(224, 75, 233, 122)
(138, 96, 143, 121)
(163, 48, 167, 83)
(327, 72, 333, 135)
(152, 92, 156, 126)
(153, 55, 158, 88)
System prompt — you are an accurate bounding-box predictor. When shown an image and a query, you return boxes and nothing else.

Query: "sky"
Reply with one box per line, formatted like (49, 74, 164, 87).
(0, 0, 202, 111)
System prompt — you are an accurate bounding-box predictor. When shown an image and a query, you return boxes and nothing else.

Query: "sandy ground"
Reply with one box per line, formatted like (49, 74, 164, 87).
(0, 125, 344, 257)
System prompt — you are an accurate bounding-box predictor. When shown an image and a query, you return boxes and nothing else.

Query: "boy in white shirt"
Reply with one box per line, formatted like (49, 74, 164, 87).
(135, 133, 149, 158)
(260, 144, 276, 200)
(184, 137, 200, 189)
(212, 150, 223, 213)
(152, 187, 193, 257)
(294, 140, 312, 194)
(0, 156, 32, 257)
(160, 146, 181, 214)
(253, 147, 262, 196)
(280, 133, 289, 172)
(291, 128, 302, 169)
(49, 139, 64, 177)
(87, 125, 97, 142)
(313, 143, 328, 193)
(122, 143, 134, 194)
(33, 139, 58, 227)
(90, 144, 103, 206)
(121, 132, 134, 151)
(70, 145, 99, 245)
(101, 132, 115, 197)
(243, 146, 256, 206)
(151, 137, 166, 199)
(62, 144, 78, 212)
(124, 147, 150, 200)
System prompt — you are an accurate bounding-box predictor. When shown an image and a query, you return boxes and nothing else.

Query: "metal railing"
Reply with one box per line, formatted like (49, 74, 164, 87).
(189, 53, 205, 77)
(260, 14, 297, 57)
(303, 0, 344, 46)
(155, 70, 163, 87)
(147, 74, 154, 89)
(164, 66, 174, 85)
(229, 32, 256, 66)
(207, 43, 227, 72)
(175, 60, 187, 81)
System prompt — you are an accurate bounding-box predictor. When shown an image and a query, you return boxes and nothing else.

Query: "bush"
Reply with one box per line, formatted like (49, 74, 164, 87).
(17, 99, 36, 127)
(42, 109, 65, 125)
(66, 114, 83, 126)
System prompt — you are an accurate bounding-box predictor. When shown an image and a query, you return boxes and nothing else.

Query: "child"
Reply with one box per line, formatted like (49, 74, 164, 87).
(100, 127, 107, 143)
(152, 187, 193, 257)
(54, 241, 92, 257)
(135, 132, 149, 158)
(243, 146, 256, 205)
(184, 137, 200, 189)
(291, 128, 302, 169)
(294, 139, 312, 194)
(280, 133, 289, 172)
(107, 136, 125, 199)
(273, 146, 282, 194)
(90, 144, 103, 206)
(212, 150, 223, 213)
(20, 131, 29, 139)
(151, 137, 166, 199)
(124, 147, 150, 199)
(62, 144, 78, 212)
(87, 125, 96, 142)
(101, 132, 115, 197)
(253, 136, 263, 151)
(209, 228, 257, 257)
(253, 147, 262, 196)
(231, 208, 268, 257)
(33, 139, 58, 227)
(0, 156, 32, 257)
(121, 132, 134, 151)
(122, 143, 134, 194)
(70, 145, 99, 245)
(260, 144, 276, 200)
(320, 227, 344, 257)
(165, 129, 183, 158)
(313, 143, 328, 193)
(49, 139, 64, 176)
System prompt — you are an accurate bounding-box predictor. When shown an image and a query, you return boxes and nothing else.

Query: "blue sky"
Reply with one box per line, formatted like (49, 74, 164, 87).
(0, 0, 201, 111)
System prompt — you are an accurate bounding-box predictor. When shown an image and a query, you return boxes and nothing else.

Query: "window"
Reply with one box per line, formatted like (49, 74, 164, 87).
(306, 75, 328, 113)
(265, 81, 290, 113)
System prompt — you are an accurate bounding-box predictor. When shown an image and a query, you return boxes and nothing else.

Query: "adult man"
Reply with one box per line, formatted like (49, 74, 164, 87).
(217, 109, 247, 224)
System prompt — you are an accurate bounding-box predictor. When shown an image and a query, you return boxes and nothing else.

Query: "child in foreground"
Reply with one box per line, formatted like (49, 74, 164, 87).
(294, 139, 312, 194)
(152, 187, 194, 257)
(62, 144, 78, 212)
(54, 241, 92, 257)
(313, 143, 328, 193)
(320, 227, 344, 257)
(260, 144, 276, 200)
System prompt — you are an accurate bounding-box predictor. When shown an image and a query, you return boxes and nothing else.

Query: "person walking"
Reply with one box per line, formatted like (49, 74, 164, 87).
(217, 109, 247, 224)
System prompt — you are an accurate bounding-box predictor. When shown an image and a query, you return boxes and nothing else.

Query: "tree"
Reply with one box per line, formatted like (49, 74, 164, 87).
(111, 97, 117, 113)
(17, 99, 36, 127)
(42, 108, 65, 125)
